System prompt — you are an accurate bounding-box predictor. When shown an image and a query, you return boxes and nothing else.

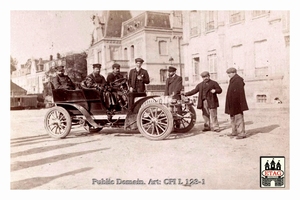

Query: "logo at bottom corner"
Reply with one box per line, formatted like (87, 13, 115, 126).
(260, 156, 285, 188)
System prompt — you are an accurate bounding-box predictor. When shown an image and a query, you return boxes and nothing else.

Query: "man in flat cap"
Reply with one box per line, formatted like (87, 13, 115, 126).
(106, 63, 126, 108)
(52, 66, 76, 90)
(81, 63, 106, 89)
(225, 67, 249, 139)
(184, 71, 222, 132)
(128, 58, 150, 109)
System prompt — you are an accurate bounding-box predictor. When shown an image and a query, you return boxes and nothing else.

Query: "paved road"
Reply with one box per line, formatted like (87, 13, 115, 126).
(10, 104, 289, 190)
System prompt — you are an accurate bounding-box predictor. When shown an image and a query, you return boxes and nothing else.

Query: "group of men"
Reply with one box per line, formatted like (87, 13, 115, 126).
(165, 66, 248, 140)
(52, 57, 248, 139)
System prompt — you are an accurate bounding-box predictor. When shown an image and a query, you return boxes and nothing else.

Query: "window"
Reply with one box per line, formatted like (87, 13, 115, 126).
(257, 94, 267, 103)
(254, 40, 269, 77)
(190, 11, 199, 36)
(124, 48, 128, 60)
(97, 51, 102, 64)
(206, 11, 215, 32)
(232, 45, 244, 75)
(208, 53, 217, 80)
(130, 45, 135, 61)
(160, 69, 168, 82)
(230, 11, 245, 24)
(192, 57, 200, 82)
(159, 40, 168, 55)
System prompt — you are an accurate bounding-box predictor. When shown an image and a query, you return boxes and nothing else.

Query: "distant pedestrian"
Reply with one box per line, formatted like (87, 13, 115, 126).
(225, 67, 249, 139)
(184, 71, 222, 132)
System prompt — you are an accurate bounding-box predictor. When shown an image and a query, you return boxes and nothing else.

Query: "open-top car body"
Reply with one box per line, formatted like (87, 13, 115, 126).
(44, 78, 196, 140)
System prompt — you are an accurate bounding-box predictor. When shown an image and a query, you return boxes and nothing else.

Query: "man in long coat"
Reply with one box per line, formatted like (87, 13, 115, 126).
(127, 58, 150, 110)
(185, 71, 222, 132)
(225, 67, 249, 139)
(164, 66, 183, 100)
(165, 66, 183, 120)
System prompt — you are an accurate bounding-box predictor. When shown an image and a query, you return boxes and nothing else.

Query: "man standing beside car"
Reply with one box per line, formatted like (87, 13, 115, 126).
(184, 71, 222, 132)
(127, 58, 150, 110)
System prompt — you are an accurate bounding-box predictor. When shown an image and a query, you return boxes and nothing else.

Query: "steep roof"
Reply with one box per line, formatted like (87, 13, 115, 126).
(10, 80, 27, 95)
(104, 11, 132, 38)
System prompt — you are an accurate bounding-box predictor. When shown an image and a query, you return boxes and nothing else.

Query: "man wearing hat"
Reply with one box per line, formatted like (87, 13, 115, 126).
(225, 67, 249, 139)
(128, 58, 150, 109)
(106, 63, 126, 108)
(52, 66, 75, 90)
(81, 63, 106, 90)
(165, 66, 183, 99)
(184, 71, 222, 132)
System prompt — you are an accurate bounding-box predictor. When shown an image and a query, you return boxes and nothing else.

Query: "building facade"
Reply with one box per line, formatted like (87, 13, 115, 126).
(181, 10, 290, 105)
(87, 11, 184, 95)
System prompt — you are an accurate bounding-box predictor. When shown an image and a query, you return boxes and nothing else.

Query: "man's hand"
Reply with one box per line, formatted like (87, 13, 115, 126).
(129, 87, 134, 92)
(211, 89, 216, 93)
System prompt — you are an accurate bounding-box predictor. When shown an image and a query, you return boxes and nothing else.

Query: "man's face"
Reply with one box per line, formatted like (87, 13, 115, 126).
(168, 71, 175, 77)
(227, 72, 235, 79)
(93, 67, 100, 75)
(135, 62, 142, 69)
(57, 69, 64, 75)
(202, 75, 210, 82)
(113, 67, 120, 74)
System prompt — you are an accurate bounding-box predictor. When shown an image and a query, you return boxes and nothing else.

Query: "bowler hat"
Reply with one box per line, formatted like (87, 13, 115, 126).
(168, 66, 177, 72)
(135, 58, 144, 63)
(200, 71, 210, 77)
(226, 67, 237, 74)
(55, 66, 64, 72)
(112, 63, 121, 69)
(93, 63, 101, 68)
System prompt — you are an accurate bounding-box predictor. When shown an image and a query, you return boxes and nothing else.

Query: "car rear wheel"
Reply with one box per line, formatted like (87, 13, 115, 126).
(173, 105, 196, 133)
(137, 103, 173, 140)
(44, 106, 72, 139)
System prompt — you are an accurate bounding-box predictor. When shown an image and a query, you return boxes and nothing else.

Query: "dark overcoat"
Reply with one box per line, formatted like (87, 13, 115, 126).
(164, 74, 183, 100)
(225, 74, 249, 116)
(185, 79, 222, 109)
(128, 68, 150, 92)
(52, 74, 75, 90)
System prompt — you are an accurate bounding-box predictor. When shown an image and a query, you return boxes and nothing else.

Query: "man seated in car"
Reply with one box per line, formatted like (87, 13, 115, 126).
(52, 66, 76, 90)
(81, 63, 114, 110)
(106, 63, 127, 108)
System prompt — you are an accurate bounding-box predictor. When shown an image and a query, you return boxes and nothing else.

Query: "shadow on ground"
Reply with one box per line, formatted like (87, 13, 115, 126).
(11, 167, 93, 189)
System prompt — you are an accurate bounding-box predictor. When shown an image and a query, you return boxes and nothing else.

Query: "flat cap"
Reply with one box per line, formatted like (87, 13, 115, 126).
(200, 71, 210, 77)
(168, 66, 177, 72)
(226, 67, 237, 74)
(112, 63, 121, 69)
(135, 58, 144, 63)
(93, 63, 101, 68)
(55, 66, 64, 72)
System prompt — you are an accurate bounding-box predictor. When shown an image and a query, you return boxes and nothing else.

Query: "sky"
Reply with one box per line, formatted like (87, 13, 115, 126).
(10, 10, 112, 67)
(10, 10, 156, 67)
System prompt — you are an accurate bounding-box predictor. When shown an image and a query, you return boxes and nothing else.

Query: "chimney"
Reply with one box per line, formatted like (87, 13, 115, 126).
(57, 53, 61, 59)
(50, 55, 53, 60)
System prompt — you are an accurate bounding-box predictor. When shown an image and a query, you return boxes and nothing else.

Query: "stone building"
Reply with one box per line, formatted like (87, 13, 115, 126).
(181, 10, 290, 105)
(87, 10, 183, 95)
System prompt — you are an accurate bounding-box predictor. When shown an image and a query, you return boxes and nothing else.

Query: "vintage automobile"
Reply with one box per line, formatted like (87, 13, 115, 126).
(44, 78, 196, 140)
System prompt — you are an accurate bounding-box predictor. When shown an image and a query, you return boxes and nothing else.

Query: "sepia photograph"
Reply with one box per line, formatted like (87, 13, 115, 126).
(6, 0, 297, 198)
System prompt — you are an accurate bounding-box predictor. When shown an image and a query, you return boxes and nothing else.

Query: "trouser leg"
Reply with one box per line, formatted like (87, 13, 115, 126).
(235, 113, 245, 135)
(209, 108, 219, 130)
(230, 113, 245, 135)
(202, 100, 210, 130)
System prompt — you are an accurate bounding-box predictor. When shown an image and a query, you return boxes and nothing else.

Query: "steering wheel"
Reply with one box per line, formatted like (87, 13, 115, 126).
(111, 78, 127, 87)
